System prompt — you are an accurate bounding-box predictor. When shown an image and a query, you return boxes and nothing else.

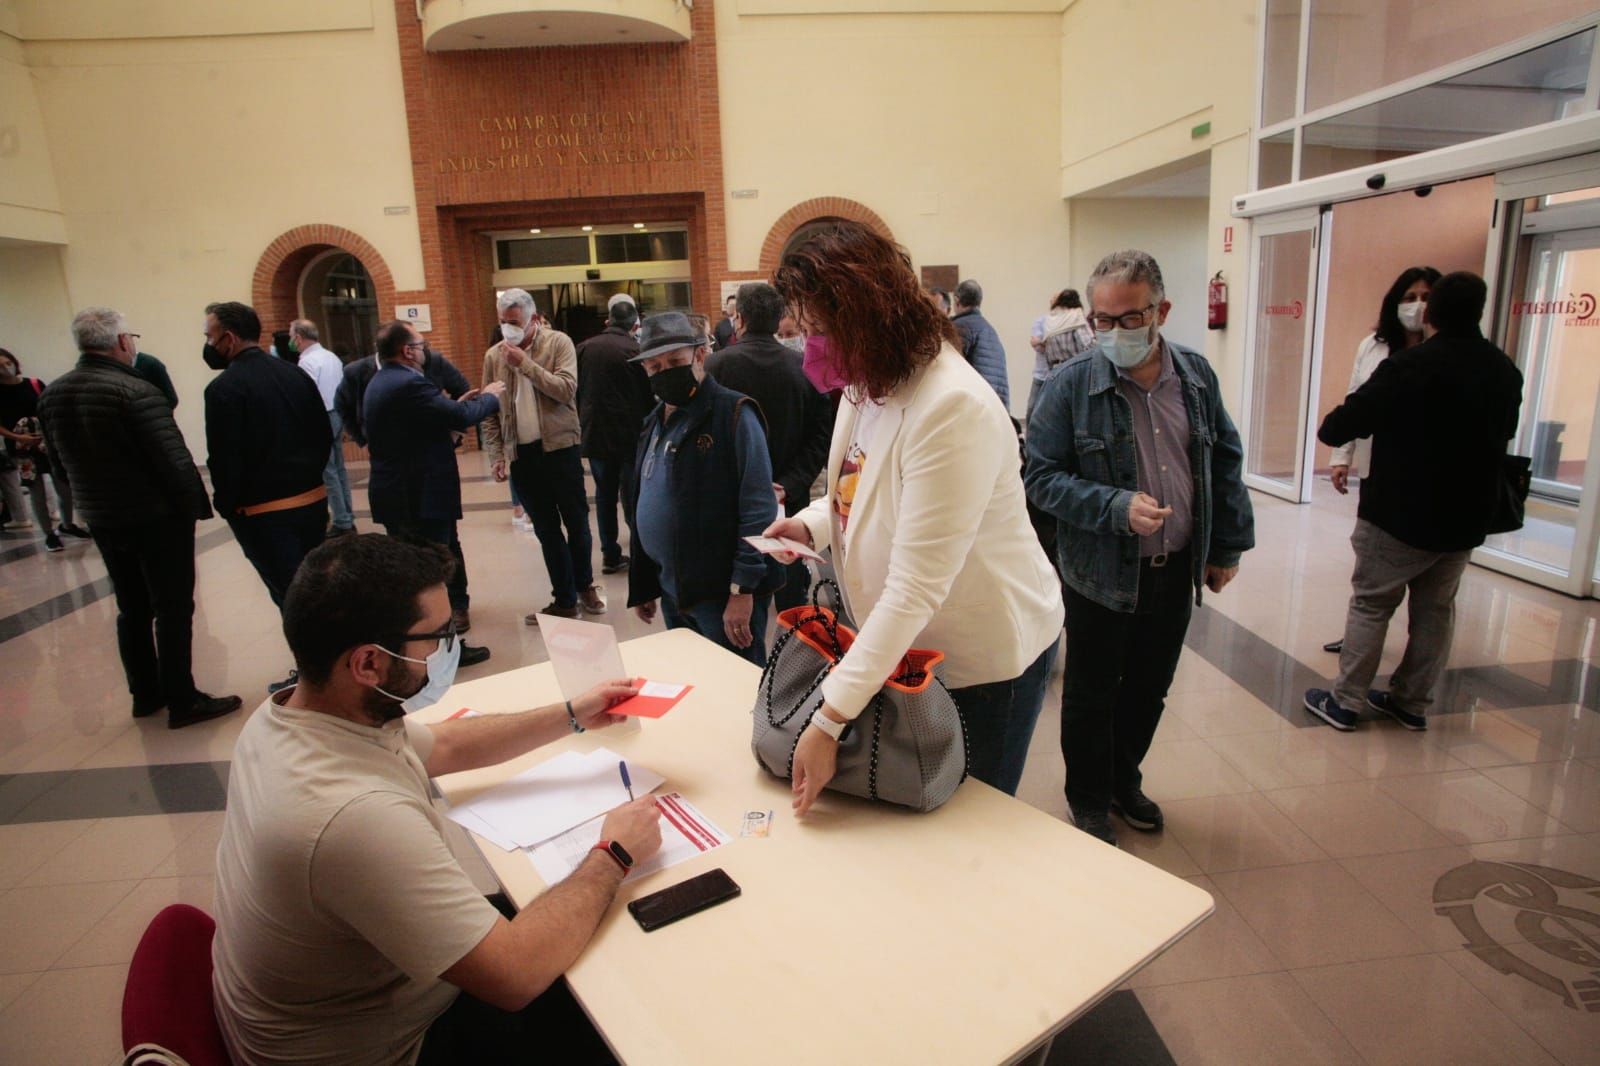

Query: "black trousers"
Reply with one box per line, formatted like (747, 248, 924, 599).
(512, 442, 593, 608)
(227, 501, 327, 610)
(1060, 550, 1193, 812)
(383, 516, 470, 611)
(588, 453, 634, 567)
(92, 518, 198, 711)
(417, 895, 615, 1066)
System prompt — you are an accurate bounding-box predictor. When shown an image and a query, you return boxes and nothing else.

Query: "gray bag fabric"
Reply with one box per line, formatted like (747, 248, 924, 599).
(751, 582, 968, 812)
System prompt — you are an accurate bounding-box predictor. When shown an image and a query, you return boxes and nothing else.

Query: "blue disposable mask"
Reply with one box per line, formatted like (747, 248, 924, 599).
(374, 636, 461, 714)
(1097, 325, 1155, 369)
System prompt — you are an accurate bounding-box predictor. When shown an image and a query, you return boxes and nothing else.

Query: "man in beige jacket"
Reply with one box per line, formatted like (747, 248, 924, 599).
(482, 289, 605, 621)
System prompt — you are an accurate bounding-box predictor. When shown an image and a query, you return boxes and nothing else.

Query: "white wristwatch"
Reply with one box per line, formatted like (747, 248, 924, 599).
(809, 707, 849, 741)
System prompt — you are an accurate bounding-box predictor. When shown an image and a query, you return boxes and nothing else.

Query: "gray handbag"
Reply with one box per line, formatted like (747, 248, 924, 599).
(750, 581, 968, 812)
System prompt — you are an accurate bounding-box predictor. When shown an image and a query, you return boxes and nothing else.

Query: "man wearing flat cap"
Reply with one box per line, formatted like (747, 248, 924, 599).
(625, 311, 784, 666)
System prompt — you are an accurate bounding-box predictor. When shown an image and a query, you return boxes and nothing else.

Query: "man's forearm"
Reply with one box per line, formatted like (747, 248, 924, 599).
(425, 703, 574, 777)
(509, 853, 625, 992)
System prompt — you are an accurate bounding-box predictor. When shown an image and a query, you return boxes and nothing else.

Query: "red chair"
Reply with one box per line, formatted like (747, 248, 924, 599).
(121, 904, 232, 1066)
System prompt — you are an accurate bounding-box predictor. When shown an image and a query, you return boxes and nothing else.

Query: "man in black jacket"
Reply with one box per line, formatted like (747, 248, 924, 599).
(706, 282, 834, 610)
(577, 296, 652, 575)
(334, 343, 471, 448)
(1305, 272, 1523, 733)
(38, 307, 241, 728)
(203, 301, 332, 693)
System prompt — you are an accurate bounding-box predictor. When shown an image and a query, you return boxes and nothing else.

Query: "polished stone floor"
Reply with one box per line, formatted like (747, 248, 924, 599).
(1, 455, 1597, 1064)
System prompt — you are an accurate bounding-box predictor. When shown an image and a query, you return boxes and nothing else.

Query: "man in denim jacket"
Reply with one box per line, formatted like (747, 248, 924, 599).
(1025, 250, 1254, 845)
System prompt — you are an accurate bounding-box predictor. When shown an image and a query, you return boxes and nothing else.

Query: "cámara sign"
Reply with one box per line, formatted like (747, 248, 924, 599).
(438, 111, 696, 173)
(1513, 292, 1598, 326)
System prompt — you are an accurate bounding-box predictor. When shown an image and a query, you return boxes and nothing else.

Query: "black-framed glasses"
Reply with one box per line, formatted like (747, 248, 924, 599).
(403, 340, 426, 352)
(398, 620, 458, 653)
(1090, 305, 1157, 332)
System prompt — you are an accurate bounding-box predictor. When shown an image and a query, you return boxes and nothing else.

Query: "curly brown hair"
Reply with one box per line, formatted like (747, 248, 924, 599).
(774, 221, 957, 401)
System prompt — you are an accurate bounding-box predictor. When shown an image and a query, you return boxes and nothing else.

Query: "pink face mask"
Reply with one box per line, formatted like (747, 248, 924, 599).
(802, 333, 848, 394)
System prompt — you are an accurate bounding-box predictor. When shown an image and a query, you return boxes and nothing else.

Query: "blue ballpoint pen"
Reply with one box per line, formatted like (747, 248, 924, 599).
(619, 760, 634, 801)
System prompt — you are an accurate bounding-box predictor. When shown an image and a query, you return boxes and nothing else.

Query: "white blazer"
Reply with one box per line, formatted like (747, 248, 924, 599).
(797, 343, 1064, 718)
(1329, 333, 1390, 479)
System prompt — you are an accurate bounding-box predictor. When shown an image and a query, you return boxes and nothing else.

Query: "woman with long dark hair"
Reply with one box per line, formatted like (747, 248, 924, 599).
(1322, 264, 1439, 654)
(764, 221, 1064, 811)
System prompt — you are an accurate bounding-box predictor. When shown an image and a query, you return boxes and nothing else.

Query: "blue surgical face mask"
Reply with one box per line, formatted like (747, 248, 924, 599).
(1097, 324, 1155, 369)
(374, 636, 461, 714)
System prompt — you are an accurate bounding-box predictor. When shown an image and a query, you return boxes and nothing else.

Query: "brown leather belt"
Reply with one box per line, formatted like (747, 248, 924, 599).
(237, 485, 327, 517)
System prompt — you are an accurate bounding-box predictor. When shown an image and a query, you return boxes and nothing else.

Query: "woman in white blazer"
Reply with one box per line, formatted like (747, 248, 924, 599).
(1321, 265, 1438, 654)
(763, 222, 1064, 813)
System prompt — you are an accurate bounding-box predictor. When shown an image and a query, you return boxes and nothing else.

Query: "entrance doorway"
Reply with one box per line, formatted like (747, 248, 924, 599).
(299, 251, 380, 362)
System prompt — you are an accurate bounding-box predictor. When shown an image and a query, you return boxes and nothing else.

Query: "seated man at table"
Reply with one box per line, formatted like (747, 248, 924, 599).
(211, 533, 662, 1066)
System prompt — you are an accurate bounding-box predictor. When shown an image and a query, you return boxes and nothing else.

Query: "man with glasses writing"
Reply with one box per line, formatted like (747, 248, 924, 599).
(364, 321, 505, 668)
(212, 533, 659, 1065)
(1025, 250, 1254, 846)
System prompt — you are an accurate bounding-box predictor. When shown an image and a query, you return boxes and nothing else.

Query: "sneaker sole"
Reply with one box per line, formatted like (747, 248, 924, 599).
(580, 604, 607, 615)
(45, 544, 64, 553)
(1303, 694, 1357, 732)
(1110, 801, 1162, 831)
(1367, 697, 1427, 732)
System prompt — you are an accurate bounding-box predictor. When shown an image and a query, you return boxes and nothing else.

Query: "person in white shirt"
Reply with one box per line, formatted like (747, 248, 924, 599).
(764, 221, 1064, 808)
(291, 319, 356, 535)
(1321, 266, 1439, 653)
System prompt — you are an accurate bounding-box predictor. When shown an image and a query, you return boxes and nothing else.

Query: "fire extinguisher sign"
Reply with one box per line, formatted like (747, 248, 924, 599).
(1222, 225, 1234, 253)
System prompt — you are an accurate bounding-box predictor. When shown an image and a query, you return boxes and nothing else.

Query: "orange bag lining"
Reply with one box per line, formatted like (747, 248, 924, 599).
(778, 607, 945, 694)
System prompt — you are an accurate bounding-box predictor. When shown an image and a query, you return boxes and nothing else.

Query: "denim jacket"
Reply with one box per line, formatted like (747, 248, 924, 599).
(1024, 340, 1254, 613)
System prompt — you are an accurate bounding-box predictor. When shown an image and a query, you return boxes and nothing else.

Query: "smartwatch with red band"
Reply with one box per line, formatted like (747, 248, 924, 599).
(592, 839, 634, 874)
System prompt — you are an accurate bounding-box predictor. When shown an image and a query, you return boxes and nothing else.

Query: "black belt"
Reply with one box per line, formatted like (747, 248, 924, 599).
(1141, 547, 1191, 570)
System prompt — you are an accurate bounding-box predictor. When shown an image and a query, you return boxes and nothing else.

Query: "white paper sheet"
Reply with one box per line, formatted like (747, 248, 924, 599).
(637, 680, 687, 699)
(537, 614, 630, 698)
(444, 746, 664, 849)
(526, 792, 728, 885)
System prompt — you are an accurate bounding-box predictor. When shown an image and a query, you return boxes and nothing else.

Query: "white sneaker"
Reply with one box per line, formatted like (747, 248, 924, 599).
(3, 519, 32, 531)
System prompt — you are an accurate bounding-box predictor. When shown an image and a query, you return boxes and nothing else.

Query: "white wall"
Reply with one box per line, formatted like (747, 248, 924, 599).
(1068, 197, 1211, 352)
(0, 243, 74, 377)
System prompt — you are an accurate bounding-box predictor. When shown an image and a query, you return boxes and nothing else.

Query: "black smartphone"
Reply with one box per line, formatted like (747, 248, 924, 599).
(627, 868, 741, 932)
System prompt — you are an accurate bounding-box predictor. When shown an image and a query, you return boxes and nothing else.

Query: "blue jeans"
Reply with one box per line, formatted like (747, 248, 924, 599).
(661, 590, 771, 668)
(323, 410, 355, 531)
(951, 641, 1058, 796)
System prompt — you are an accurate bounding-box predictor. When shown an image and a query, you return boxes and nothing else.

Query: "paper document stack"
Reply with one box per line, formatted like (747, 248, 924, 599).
(526, 792, 728, 884)
(444, 746, 663, 851)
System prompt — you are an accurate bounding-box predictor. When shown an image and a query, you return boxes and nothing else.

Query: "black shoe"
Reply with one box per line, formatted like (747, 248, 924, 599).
(1111, 789, 1164, 831)
(1070, 805, 1117, 846)
(169, 692, 242, 730)
(267, 669, 299, 695)
(1367, 690, 1426, 731)
(460, 643, 491, 668)
(1322, 638, 1344, 653)
(58, 522, 92, 540)
(602, 555, 630, 575)
(44, 532, 63, 553)
(326, 525, 356, 538)
(132, 698, 165, 719)
(525, 602, 579, 625)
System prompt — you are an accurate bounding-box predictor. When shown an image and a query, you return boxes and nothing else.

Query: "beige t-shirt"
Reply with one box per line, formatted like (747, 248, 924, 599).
(514, 372, 542, 445)
(212, 696, 499, 1066)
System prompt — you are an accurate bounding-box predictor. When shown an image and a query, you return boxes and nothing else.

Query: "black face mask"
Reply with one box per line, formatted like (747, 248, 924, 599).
(650, 364, 699, 406)
(202, 342, 229, 371)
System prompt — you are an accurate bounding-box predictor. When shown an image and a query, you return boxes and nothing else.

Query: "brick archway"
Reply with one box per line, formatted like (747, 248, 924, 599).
(251, 224, 398, 331)
(757, 197, 893, 277)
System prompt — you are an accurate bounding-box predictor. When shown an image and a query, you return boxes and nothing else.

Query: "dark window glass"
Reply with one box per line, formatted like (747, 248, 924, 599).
(594, 231, 689, 263)
(497, 236, 592, 269)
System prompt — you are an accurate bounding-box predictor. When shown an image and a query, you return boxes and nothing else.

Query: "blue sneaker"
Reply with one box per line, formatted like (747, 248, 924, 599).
(1367, 690, 1426, 731)
(1303, 688, 1359, 731)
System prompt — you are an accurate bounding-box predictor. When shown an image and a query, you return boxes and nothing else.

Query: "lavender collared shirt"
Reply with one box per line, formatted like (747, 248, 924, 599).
(1114, 341, 1193, 558)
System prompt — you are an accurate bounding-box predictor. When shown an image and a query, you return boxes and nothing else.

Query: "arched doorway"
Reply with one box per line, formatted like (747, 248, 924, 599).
(759, 197, 895, 276)
(299, 251, 379, 362)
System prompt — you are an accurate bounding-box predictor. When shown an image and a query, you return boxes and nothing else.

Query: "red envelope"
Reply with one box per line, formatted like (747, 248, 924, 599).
(612, 678, 693, 718)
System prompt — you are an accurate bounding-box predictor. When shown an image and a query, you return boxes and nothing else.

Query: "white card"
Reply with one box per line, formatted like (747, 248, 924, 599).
(638, 680, 687, 699)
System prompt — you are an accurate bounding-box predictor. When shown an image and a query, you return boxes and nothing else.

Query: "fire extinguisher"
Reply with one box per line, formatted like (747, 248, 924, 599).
(1207, 271, 1228, 331)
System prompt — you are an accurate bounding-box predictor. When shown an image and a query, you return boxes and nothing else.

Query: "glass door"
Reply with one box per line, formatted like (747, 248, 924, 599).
(1241, 208, 1328, 502)
(1475, 158, 1600, 595)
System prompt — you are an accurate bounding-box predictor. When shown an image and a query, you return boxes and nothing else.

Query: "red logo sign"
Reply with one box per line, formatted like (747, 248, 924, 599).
(1264, 300, 1304, 320)
(1513, 292, 1598, 324)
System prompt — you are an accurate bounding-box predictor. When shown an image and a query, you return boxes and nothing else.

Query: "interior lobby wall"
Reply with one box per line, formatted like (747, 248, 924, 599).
(0, 32, 65, 244)
(716, 7, 1070, 415)
(1069, 196, 1212, 352)
(10, 1, 422, 450)
(0, 243, 74, 375)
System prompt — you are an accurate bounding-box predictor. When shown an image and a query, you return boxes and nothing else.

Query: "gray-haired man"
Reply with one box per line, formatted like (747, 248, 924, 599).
(482, 288, 604, 622)
(1025, 250, 1255, 845)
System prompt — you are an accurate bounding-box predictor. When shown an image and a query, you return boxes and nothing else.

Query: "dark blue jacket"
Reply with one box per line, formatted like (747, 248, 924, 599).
(363, 362, 499, 525)
(1025, 341, 1254, 612)
(624, 376, 784, 610)
(953, 309, 1011, 407)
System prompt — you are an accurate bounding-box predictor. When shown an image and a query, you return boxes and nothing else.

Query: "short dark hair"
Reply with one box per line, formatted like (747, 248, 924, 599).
(735, 282, 784, 335)
(376, 320, 414, 361)
(1426, 271, 1488, 335)
(955, 279, 982, 309)
(205, 301, 262, 342)
(1052, 288, 1082, 310)
(609, 300, 639, 330)
(282, 534, 455, 685)
(724, 294, 738, 306)
(0, 348, 17, 373)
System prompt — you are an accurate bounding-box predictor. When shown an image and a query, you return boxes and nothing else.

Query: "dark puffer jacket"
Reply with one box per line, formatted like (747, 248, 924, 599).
(37, 354, 212, 529)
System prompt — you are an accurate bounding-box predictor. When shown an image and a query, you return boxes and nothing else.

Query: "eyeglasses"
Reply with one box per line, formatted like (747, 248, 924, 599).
(403, 341, 426, 352)
(1090, 305, 1157, 332)
(398, 620, 458, 653)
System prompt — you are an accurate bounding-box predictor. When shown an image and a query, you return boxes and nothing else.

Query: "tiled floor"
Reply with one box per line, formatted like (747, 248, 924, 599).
(3, 457, 1600, 1064)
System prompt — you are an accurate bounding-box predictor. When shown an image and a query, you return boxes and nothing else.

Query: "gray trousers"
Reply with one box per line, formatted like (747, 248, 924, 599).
(1, 464, 72, 533)
(1333, 519, 1470, 716)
